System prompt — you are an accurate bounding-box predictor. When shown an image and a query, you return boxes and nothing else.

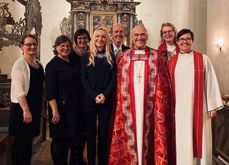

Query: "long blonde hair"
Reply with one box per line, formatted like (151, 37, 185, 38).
(88, 27, 113, 67)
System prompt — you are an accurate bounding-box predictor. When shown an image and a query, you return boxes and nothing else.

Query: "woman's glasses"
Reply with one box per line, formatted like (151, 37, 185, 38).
(23, 43, 38, 47)
(77, 36, 88, 40)
(178, 38, 192, 42)
(162, 30, 174, 35)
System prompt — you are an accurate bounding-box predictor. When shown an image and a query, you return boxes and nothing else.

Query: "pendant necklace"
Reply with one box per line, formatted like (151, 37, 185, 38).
(135, 62, 144, 83)
(26, 59, 39, 69)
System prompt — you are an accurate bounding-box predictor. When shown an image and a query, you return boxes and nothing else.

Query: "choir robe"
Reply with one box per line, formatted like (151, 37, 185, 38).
(169, 51, 223, 165)
(109, 47, 175, 165)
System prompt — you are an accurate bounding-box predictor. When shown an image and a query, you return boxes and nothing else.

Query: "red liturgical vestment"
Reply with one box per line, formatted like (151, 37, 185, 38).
(109, 47, 175, 165)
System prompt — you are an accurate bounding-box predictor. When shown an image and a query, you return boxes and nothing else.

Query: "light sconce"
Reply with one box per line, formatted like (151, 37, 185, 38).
(215, 37, 224, 51)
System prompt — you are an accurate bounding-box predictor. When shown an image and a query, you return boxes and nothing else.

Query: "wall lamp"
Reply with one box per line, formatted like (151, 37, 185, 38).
(215, 37, 224, 51)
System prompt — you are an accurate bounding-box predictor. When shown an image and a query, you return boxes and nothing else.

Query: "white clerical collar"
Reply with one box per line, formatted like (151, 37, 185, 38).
(135, 50, 145, 55)
(179, 50, 193, 55)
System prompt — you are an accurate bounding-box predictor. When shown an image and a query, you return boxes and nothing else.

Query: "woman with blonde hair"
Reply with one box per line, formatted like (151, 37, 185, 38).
(157, 22, 179, 65)
(81, 27, 116, 165)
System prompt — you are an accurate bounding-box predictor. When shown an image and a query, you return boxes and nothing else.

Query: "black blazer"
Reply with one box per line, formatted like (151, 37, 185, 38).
(111, 44, 130, 62)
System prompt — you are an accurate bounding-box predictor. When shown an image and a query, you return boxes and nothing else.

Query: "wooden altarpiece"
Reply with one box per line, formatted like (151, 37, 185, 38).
(66, 0, 140, 46)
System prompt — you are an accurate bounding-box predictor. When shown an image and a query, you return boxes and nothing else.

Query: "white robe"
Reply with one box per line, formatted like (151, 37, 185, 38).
(174, 52, 223, 165)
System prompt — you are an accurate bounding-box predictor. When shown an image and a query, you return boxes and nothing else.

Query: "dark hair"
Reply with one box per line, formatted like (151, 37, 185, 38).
(19, 34, 38, 45)
(176, 29, 194, 41)
(73, 28, 91, 44)
(53, 35, 72, 55)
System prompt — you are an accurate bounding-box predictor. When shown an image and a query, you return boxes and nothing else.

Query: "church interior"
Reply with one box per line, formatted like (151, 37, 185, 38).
(0, 0, 229, 164)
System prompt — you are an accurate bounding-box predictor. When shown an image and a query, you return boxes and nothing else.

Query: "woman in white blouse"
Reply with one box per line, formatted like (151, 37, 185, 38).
(9, 34, 44, 165)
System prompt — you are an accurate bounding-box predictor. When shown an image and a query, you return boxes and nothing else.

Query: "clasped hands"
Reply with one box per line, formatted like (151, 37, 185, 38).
(95, 93, 105, 104)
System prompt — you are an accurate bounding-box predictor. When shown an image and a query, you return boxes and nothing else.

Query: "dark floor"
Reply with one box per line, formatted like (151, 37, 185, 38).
(31, 138, 88, 165)
(32, 139, 53, 165)
(31, 140, 220, 165)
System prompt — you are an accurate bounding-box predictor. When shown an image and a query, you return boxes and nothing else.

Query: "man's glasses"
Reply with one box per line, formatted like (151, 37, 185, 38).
(23, 43, 38, 47)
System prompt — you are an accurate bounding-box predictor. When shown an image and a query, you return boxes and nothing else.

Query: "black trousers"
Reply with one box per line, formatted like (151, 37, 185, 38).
(12, 137, 33, 165)
(84, 97, 112, 165)
(51, 137, 84, 165)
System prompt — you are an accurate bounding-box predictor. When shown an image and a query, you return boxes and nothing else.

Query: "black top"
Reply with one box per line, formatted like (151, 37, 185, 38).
(45, 56, 83, 138)
(68, 50, 86, 127)
(81, 52, 116, 100)
(68, 50, 83, 95)
(69, 50, 82, 68)
(9, 64, 44, 137)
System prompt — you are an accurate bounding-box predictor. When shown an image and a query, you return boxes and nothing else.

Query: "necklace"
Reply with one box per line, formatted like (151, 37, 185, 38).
(29, 61, 39, 69)
(97, 53, 105, 59)
(25, 58, 39, 69)
(135, 62, 144, 83)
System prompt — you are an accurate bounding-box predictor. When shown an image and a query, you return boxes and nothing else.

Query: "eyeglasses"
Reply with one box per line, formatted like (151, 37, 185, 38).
(162, 30, 174, 35)
(77, 37, 88, 40)
(178, 38, 192, 42)
(23, 43, 38, 47)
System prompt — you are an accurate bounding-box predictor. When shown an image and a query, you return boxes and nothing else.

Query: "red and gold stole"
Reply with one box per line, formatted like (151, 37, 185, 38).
(169, 51, 204, 158)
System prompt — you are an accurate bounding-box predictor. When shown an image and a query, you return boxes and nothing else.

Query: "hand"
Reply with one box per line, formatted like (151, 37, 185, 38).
(23, 110, 32, 124)
(95, 94, 105, 104)
(51, 110, 60, 124)
(95, 94, 102, 104)
(208, 110, 217, 118)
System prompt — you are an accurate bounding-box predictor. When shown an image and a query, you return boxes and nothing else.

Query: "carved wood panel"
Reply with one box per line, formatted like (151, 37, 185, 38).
(66, 0, 140, 46)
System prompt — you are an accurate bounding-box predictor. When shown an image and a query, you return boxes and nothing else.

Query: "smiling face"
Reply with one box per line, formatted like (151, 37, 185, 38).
(94, 29, 107, 51)
(111, 24, 125, 48)
(55, 41, 72, 59)
(21, 37, 38, 56)
(76, 33, 89, 49)
(161, 25, 176, 45)
(131, 25, 148, 50)
(177, 33, 193, 53)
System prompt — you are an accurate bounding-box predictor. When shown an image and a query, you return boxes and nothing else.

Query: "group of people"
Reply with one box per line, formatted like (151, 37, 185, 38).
(8, 22, 223, 165)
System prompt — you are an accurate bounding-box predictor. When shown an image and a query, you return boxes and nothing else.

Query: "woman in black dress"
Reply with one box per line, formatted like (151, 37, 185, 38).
(81, 27, 116, 165)
(45, 35, 84, 165)
(9, 34, 44, 165)
(69, 28, 91, 163)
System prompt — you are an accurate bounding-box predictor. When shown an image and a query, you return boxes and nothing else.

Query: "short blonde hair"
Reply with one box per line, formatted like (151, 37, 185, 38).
(160, 22, 177, 43)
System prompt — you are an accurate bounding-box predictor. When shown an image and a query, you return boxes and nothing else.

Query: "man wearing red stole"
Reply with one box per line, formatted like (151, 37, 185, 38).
(169, 29, 223, 165)
(109, 25, 175, 165)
